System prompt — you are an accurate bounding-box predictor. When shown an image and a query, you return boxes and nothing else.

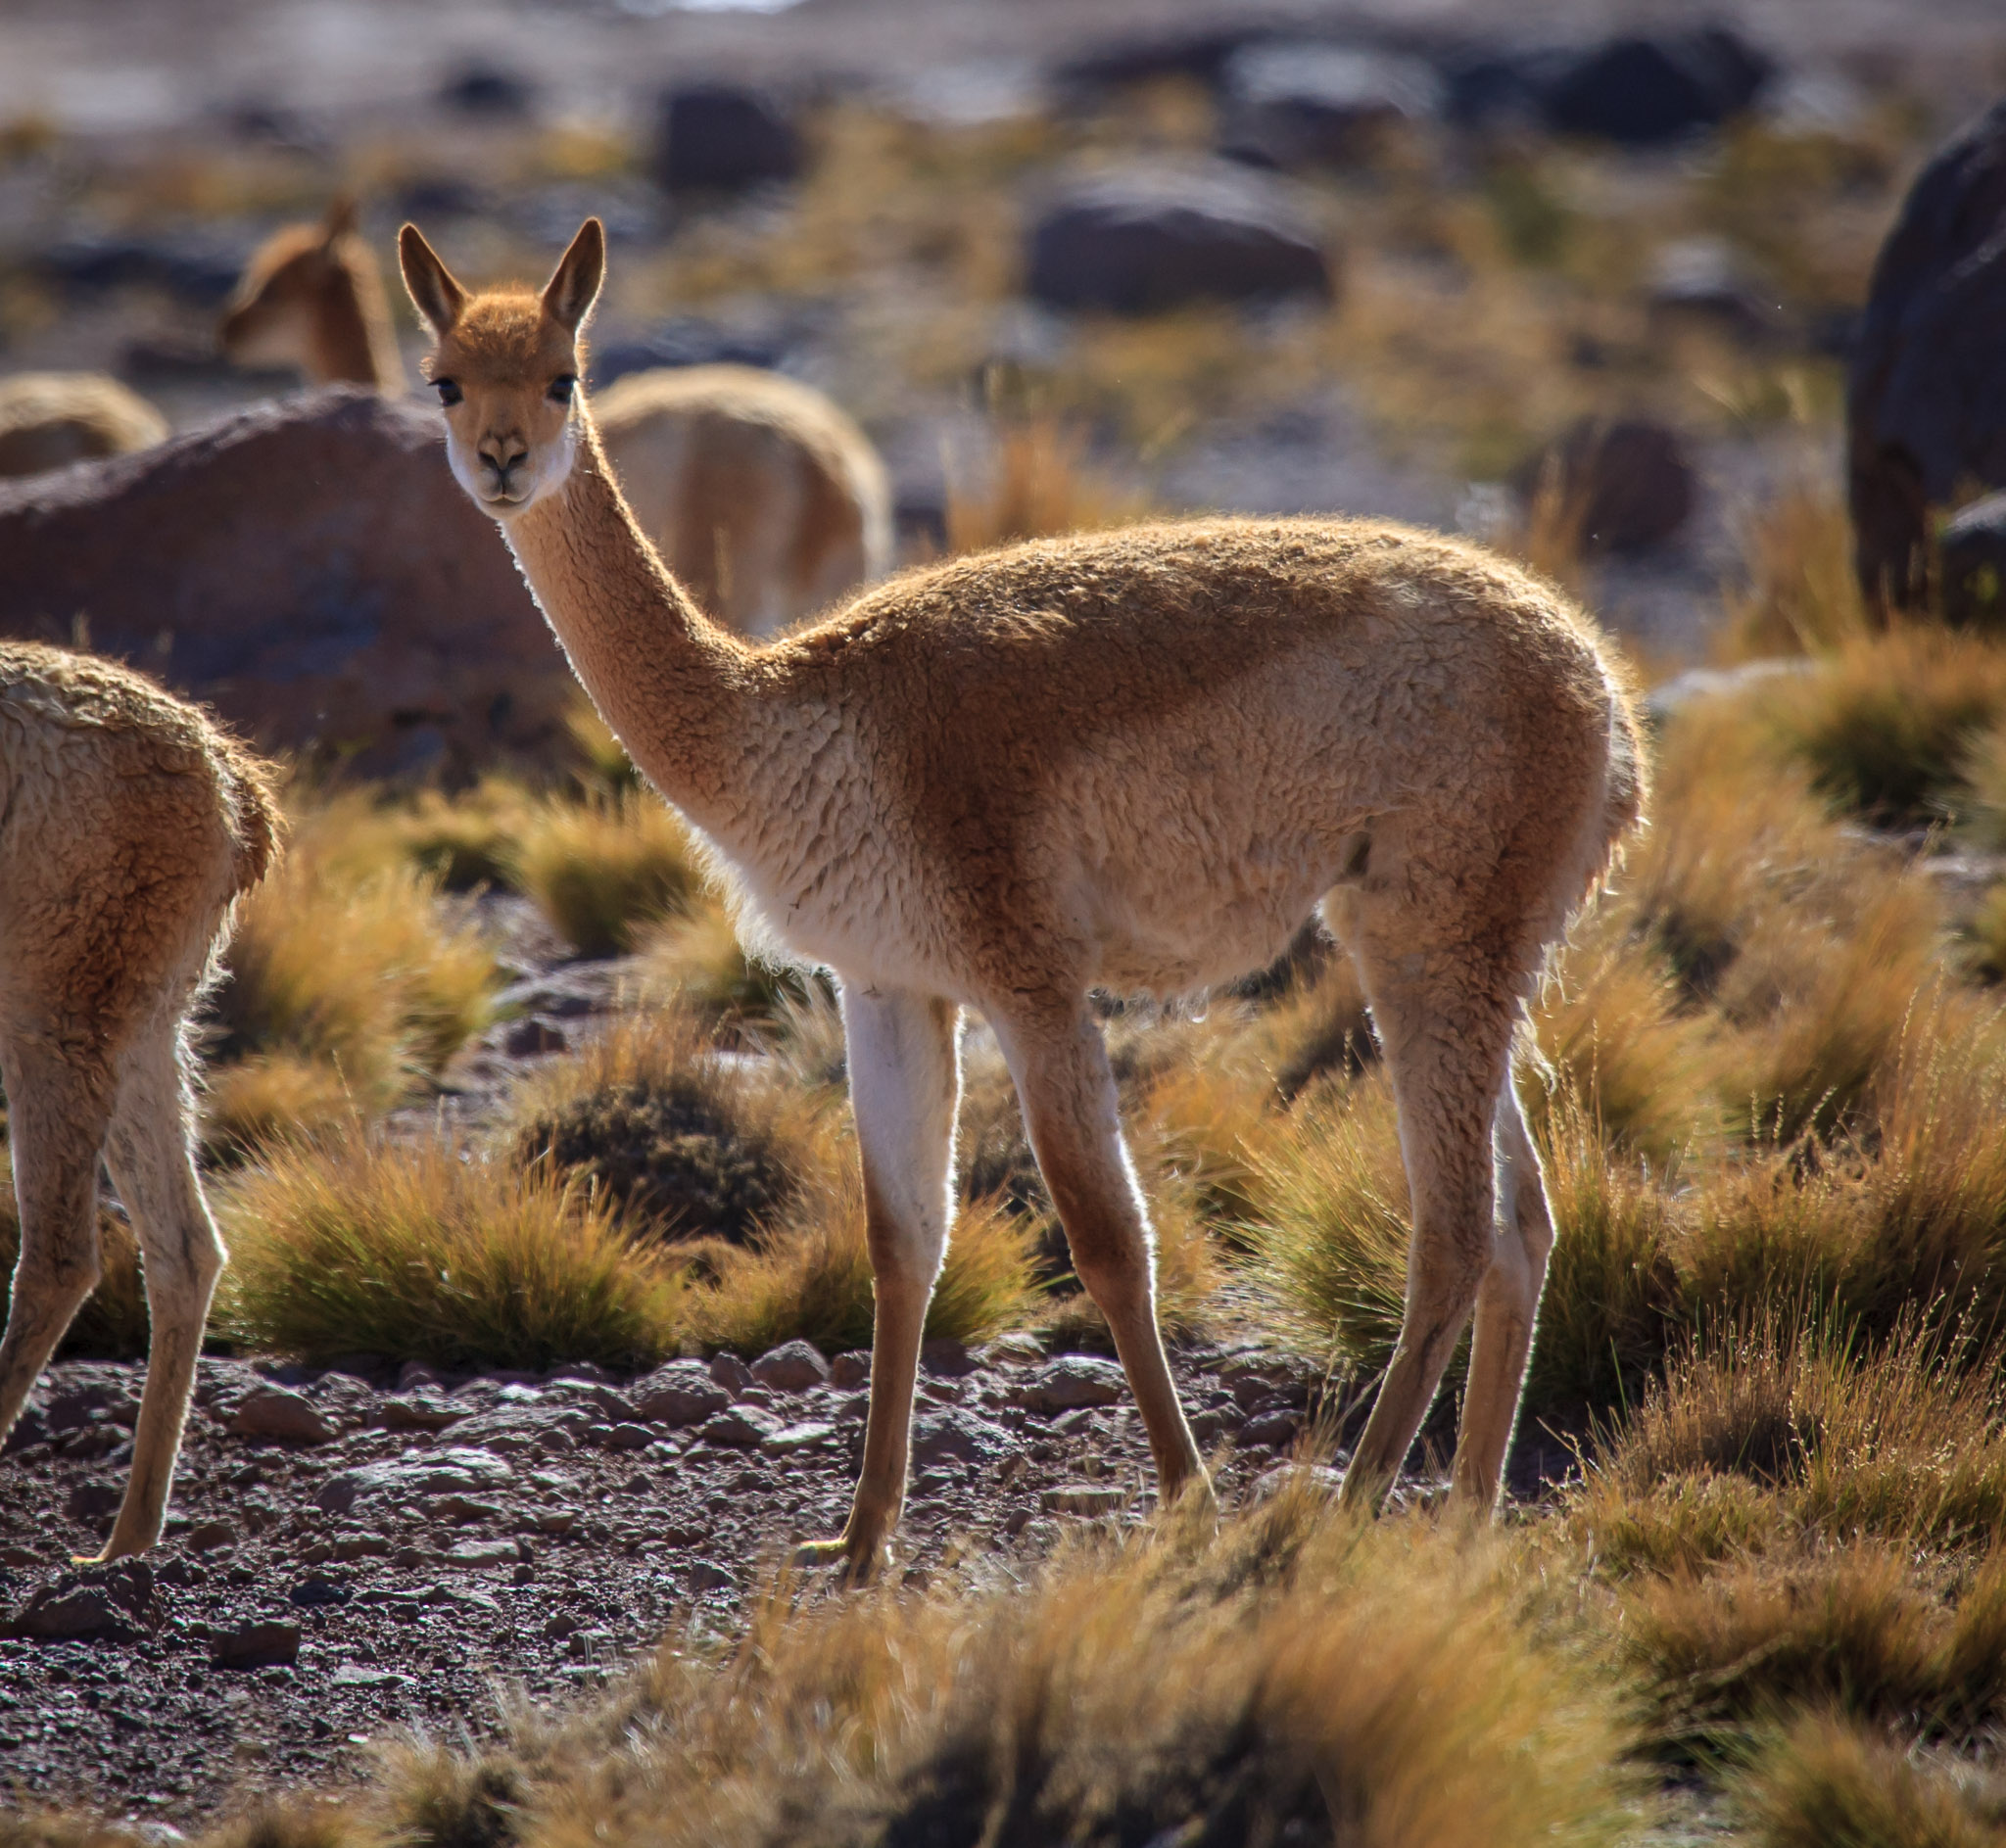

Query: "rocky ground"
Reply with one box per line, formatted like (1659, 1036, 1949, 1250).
(0, 1335, 1405, 1822)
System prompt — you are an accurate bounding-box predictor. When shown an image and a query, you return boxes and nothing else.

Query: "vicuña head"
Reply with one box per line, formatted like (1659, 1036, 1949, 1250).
(398, 216, 603, 514)
(220, 197, 406, 391)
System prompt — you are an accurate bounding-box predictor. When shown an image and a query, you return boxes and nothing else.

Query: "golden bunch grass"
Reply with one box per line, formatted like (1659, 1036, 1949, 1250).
(509, 791, 701, 958)
(683, 1172, 1041, 1358)
(216, 1131, 683, 1371)
(1719, 481, 1871, 662)
(200, 1049, 358, 1163)
(942, 415, 1148, 554)
(638, 898, 813, 1032)
(0, 1153, 148, 1361)
(215, 804, 500, 1111)
(510, 1497, 1643, 1848)
(1735, 1710, 2006, 1848)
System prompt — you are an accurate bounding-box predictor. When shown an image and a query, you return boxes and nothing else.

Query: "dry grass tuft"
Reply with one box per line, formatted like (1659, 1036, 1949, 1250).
(215, 805, 501, 1113)
(506, 1502, 1642, 1848)
(509, 793, 701, 958)
(638, 900, 814, 1032)
(1736, 1711, 2006, 1848)
(217, 1130, 682, 1371)
(509, 1008, 837, 1246)
(201, 1050, 358, 1163)
(683, 1175, 1040, 1358)
(942, 416, 1147, 554)
(1720, 482, 1871, 661)
(0, 1155, 148, 1360)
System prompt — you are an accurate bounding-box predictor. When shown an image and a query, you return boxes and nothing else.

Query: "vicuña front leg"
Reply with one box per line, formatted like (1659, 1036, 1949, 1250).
(0, 1037, 116, 1457)
(798, 984, 961, 1582)
(1002, 1005, 1210, 1522)
(92, 1025, 227, 1561)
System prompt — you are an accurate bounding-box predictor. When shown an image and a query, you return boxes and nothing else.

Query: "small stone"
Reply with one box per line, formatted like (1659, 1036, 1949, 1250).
(542, 1611, 585, 1639)
(6, 1587, 122, 1641)
(1239, 1411, 1301, 1448)
(379, 1396, 465, 1432)
(1014, 1357, 1126, 1416)
(289, 1577, 352, 1607)
(829, 1352, 870, 1389)
(214, 1620, 300, 1670)
(441, 1540, 521, 1567)
(331, 1663, 411, 1688)
(426, 1494, 503, 1523)
(65, 1482, 123, 1521)
(531, 1507, 580, 1536)
(696, 1405, 782, 1449)
(762, 1420, 835, 1454)
(503, 1017, 568, 1057)
(1249, 1463, 1346, 1504)
(750, 1339, 832, 1392)
(393, 1545, 428, 1569)
(920, 1338, 978, 1378)
(912, 1407, 1016, 1468)
(186, 1521, 237, 1552)
(1051, 1406, 1098, 1437)
(230, 1386, 336, 1445)
(1039, 1483, 1127, 1517)
(332, 1534, 391, 1561)
(599, 1423, 656, 1452)
(630, 1360, 731, 1427)
(316, 1445, 512, 1515)
(708, 1352, 756, 1396)
(685, 1560, 737, 1594)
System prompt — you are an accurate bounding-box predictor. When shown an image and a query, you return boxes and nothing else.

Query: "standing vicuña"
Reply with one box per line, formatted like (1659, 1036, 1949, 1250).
(221, 200, 889, 636)
(0, 646, 280, 1559)
(402, 218, 1646, 1576)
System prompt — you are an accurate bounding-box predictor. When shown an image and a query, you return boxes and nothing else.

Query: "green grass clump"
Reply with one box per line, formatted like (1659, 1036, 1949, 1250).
(511, 793, 700, 957)
(511, 1009, 833, 1245)
(684, 1179, 1040, 1358)
(217, 1131, 682, 1371)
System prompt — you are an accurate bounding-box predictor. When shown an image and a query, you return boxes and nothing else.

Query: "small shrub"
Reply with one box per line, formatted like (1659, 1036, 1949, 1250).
(943, 416, 1147, 555)
(394, 778, 535, 892)
(510, 793, 699, 958)
(639, 900, 812, 1031)
(1719, 483, 1870, 661)
(685, 1177, 1041, 1357)
(217, 1131, 682, 1371)
(201, 1052, 356, 1163)
(510, 1010, 833, 1244)
(564, 696, 641, 793)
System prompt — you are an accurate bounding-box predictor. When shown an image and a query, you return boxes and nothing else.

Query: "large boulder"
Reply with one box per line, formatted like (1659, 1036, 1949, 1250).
(1027, 162, 1333, 315)
(1939, 492, 2006, 630)
(1218, 43, 1443, 169)
(0, 387, 570, 775)
(1847, 100, 2006, 609)
(654, 83, 803, 191)
(1448, 28, 1771, 145)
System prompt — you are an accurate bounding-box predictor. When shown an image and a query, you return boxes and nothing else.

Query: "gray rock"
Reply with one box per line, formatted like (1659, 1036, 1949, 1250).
(213, 1619, 300, 1669)
(920, 1337, 979, 1379)
(378, 1395, 466, 1432)
(1939, 492, 2006, 630)
(1220, 43, 1442, 169)
(762, 1420, 836, 1454)
(912, 1407, 1017, 1467)
(230, 1386, 336, 1445)
(331, 1663, 412, 1688)
(708, 1352, 756, 1396)
(64, 1482, 123, 1521)
(1849, 98, 2006, 608)
(1039, 1483, 1127, 1516)
(440, 1540, 521, 1567)
(1240, 1410, 1302, 1447)
(1027, 161, 1332, 315)
(696, 1406, 782, 1449)
(1643, 658, 1816, 724)
(316, 1445, 512, 1515)
(1014, 1356, 1127, 1415)
(600, 1423, 656, 1452)
(444, 1406, 592, 1454)
(186, 1520, 237, 1552)
(631, 1360, 732, 1427)
(289, 1577, 351, 1607)
(1511, 417, 1696, 553)
(1249, 1462, 1346, 1504)
(503, 1017, 568, 1057)
(686, 1559, 738, 1594)
(7, 1587, 125, 1641)
(655, 82, 803, 191)
(829, 1352, 870, 1390)
(750, 1340, 831, 1393)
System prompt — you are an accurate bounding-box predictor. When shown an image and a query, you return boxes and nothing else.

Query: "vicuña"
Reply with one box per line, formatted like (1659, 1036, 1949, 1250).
(0, 645, 280, 1558)
(401, 216, 1646, 1575)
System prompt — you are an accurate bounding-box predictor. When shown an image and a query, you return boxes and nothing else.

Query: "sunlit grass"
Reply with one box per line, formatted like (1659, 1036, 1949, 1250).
(510, 792, 701, 958)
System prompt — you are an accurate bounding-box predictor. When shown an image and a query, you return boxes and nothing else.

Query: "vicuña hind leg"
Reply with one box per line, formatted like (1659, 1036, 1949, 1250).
(1336, 937, 1520, 1516)
(1450, 1080, 1555, 1512)
(798, 984, 960, 1581)
(92, 1023, 226, 1561)
(1000, 1005, 1210, 1521)
(0, 1037, 117, 1455)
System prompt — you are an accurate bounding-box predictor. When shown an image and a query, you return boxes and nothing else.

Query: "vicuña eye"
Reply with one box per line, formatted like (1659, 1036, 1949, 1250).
(549, 374, 576, 404)
(434, 378, 463, 406)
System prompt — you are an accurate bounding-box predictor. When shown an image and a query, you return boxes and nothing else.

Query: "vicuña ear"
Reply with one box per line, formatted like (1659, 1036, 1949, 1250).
(322, 195, 359, 246)
(399, 223, 466, 335)
(542, 218, 605, 333)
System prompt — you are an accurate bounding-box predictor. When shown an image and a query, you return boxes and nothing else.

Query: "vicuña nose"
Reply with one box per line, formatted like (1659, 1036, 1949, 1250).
(480, 436, 528, 483)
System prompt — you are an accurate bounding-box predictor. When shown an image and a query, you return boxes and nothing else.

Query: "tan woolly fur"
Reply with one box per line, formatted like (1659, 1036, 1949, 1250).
(0, 371, 167, 478)
(402, 216, 1648, 1578)
(0, 643, 281, 1559)
(219, 197, 408, 391)
(229, 201, 886, 633)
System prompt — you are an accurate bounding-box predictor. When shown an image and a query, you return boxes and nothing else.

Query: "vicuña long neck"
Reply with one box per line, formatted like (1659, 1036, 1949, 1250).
(503, 410, 757, 842)
(316, 251, 408, 391)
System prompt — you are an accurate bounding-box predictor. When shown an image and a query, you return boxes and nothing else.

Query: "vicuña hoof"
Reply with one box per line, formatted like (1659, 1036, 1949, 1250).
(793, 1531, 886, 1585)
